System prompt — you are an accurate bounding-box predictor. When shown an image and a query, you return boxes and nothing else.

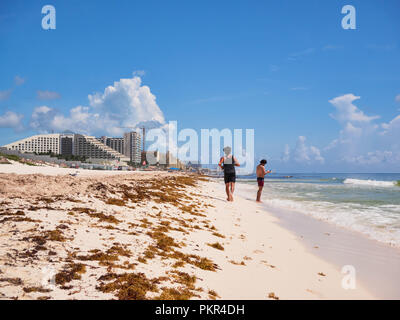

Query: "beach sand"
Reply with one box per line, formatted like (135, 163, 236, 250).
(0, 163, 377, 299)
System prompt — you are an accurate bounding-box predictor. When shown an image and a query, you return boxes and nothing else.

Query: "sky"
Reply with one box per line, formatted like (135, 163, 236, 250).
(0, 0, 399, 172)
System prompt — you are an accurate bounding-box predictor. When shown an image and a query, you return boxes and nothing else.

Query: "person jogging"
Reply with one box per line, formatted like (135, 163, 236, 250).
(218, 146, 240, 202)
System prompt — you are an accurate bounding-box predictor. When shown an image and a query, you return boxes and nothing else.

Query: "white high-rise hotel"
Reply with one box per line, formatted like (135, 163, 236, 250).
(3, 132, 142, 164)
(4, 134, 62, 154)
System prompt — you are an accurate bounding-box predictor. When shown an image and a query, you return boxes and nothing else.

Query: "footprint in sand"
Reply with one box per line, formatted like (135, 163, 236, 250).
(267, 292, 279, 300)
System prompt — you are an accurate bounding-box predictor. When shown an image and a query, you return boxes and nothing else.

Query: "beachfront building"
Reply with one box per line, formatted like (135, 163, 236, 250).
(73, 134, 129, 162)
(3, 134, 61, 154)
(60, 134, 74, 156)
(123, 131, 141, 164)
(142, 150, 185, 169)
(97, 136, 125, 155)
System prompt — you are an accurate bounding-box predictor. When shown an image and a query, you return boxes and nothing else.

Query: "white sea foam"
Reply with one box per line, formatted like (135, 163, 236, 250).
(236, 178, 400, 246)
(343, 178, 397, 187)
(263, 197, 400, 247)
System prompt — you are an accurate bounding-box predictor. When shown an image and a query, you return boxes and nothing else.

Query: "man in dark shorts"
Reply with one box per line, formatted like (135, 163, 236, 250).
(218, 146, 240, 202)
(256, 159, 271, 202)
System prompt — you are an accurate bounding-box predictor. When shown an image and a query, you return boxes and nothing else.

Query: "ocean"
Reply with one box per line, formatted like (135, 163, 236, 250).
(237, 173, 400, 247)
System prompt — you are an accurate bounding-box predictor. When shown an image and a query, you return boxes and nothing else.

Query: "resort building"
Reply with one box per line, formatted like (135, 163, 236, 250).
(60, 134, 74, 156)
(2, 132, 189, 167)
(3, 134, 61, 154)
(73, 134, 129, 162)
(123, 131, 141, 164)
(97, 136, 125, 155)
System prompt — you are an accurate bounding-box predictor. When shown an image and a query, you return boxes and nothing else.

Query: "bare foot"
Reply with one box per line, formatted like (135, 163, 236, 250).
(256, 200, 263, 203)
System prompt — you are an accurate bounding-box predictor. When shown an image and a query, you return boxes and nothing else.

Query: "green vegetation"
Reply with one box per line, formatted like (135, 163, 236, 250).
(0, 152, 36, 166)
(35, 151, 87, 162)
(396, 180, 400, 187)
(0, 152, 21, 161)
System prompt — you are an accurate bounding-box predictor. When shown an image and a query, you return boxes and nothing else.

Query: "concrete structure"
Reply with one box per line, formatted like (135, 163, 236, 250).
(60, 134, 74, 156)
(73, 134, 129, 163)
(143, 150, 185, 169)
(97, 136, 124, 155)
(124, 131, 141, 164)
(3, 134, 61, 154)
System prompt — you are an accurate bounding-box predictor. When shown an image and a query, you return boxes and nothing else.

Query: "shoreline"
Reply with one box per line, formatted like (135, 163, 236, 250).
(0, 164, 390, 299)
(232, 181, 400, 299)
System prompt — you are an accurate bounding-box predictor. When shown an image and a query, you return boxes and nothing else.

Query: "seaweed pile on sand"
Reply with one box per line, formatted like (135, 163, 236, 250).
(0, 173, 224, 300)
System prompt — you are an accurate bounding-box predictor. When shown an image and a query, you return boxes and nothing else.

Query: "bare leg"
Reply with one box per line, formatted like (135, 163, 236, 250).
(225, 183, 231, 201)
(256, 186, 263, 202)
(230, 183, 235, 201)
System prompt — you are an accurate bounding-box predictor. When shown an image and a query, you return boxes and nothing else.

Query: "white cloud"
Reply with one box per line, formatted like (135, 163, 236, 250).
(0, 111, 24, 132)
(324, 94, 400, 168)
(284, 136, 324, 165)
(329, 94, 379, 123)
(281, 144, 290, 162)
(29, 74, 166, 136)
(395, 94, 400, 103)
(88, 75, 165, 127)
(381, 115, 400, 136)
(279, 93, 400, 170)
(14, 75, 25, 86)
(309, 146, 324, 163)
(37, 90, 61, 100)
(0, 89, 12, 101)
(343, 151, 400, 165)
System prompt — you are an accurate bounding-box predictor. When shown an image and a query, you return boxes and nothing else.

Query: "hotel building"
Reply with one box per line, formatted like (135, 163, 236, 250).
(97, 136, 125, 155)
(3, 133, 129, 163)
(73, 134, 129, 162)
(3, 134, 61, 154)
(123, 131, 141, 164)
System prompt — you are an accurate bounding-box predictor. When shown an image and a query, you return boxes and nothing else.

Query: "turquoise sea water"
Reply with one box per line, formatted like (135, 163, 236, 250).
(237, 173, 400, 246)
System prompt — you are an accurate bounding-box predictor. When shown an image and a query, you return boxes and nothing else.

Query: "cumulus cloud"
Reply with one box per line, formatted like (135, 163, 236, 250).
(329, 94, 379, 123)
(37, 90, 61, 100)
(281, 93, 400, 170)
(0, 111, 24, 132)
(281, 144, 290, 162)
(29, 74, 166, 136)
(323, 94, 400, 168)
(88, 75, 165, 126)
(343, 151, 400, 165)
(283, 136, 324, 165)
(381, 115, 400, 137)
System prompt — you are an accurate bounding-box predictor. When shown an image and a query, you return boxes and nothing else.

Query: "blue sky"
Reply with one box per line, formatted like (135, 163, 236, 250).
(1, 0, 400, 172)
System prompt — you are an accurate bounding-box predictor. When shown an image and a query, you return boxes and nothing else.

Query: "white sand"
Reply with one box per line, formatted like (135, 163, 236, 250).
(192, 180, 374, 299)
(0, 162, 141, 177)
(0, 162, 374, 299)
